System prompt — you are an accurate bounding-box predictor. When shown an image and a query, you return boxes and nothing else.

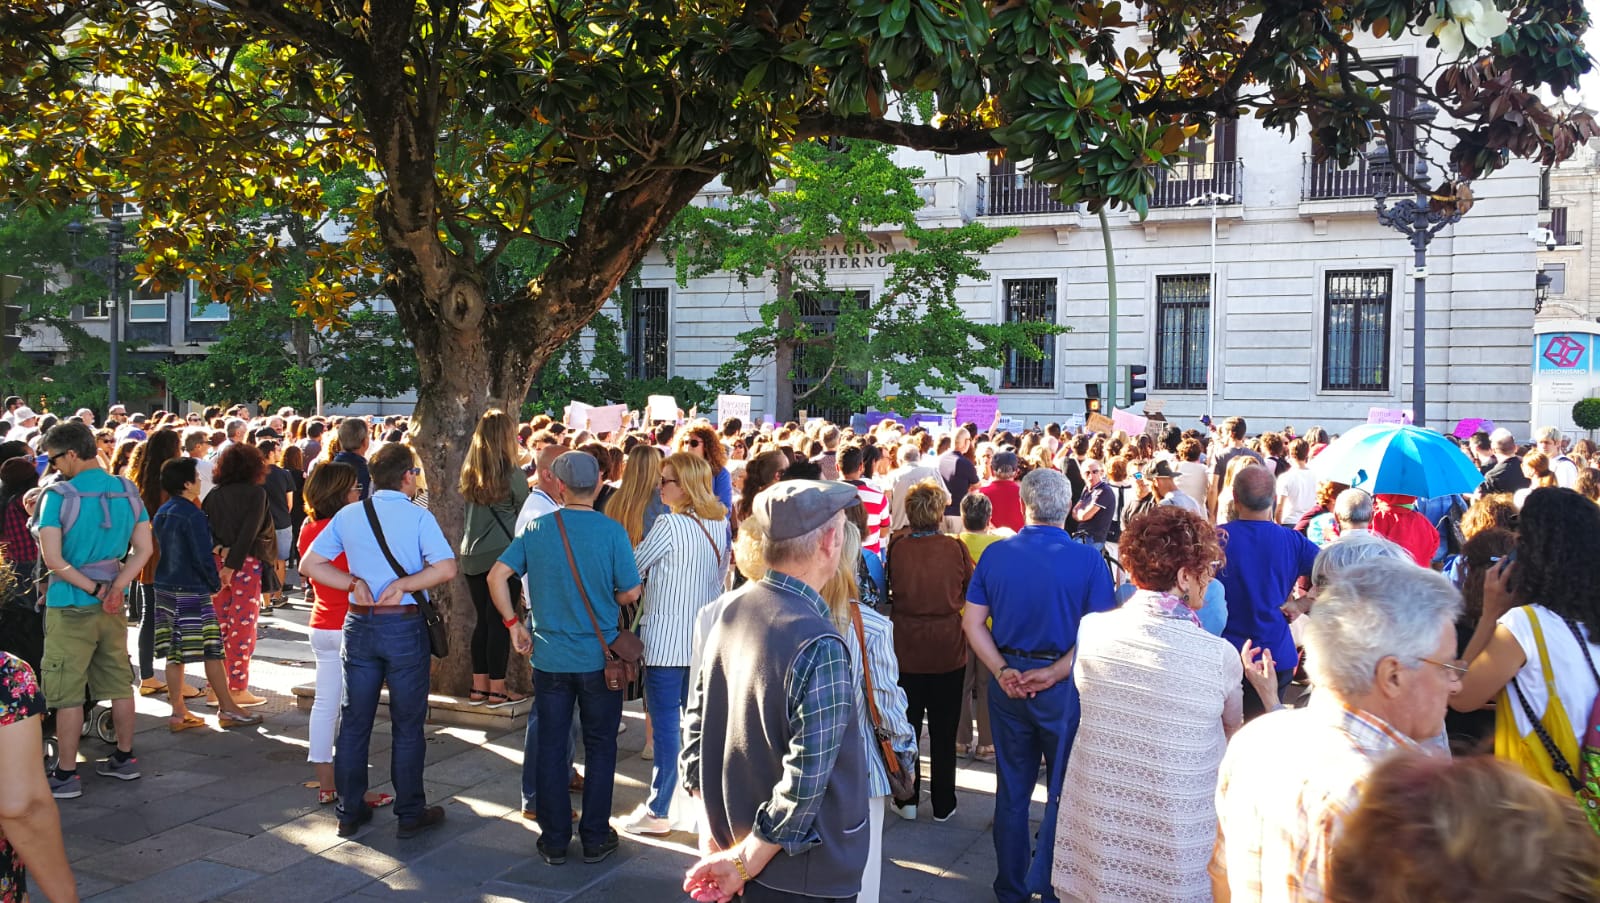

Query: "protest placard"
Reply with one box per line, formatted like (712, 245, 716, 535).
(564, 401, 592, 430)
(954, 394, 999, 428)
(588, 404, 627, 435)
(1366, 407, 1413, 425)
(716, 394, 752, 427)
(1085, 412, 1114, 434)
(646, 395, 678, 423)
(1111, 408, 1149, 436)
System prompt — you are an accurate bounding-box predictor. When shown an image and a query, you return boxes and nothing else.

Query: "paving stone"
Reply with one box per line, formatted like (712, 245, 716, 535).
(75, 823, 251, 883)
(193, 791, 322, 836)
(28, 868, 120, 903)
(205, 829, 320, 872)
(216, 854, 381, 903)
(85, 858, 260, 903)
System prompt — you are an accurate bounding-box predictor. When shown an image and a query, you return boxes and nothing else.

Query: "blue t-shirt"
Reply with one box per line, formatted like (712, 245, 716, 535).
(966, 525, 1116, 657)
(498, 509, 642, 674)
(309, 491, 455, 603)
(1216, 519, 1320, 669)
(37, 468, 149, 608)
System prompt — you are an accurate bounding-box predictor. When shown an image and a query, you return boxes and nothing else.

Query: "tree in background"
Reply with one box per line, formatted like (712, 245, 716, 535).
(666, 139, 1057, 420)
(2, 0, 1589, 690)
(0, 205, 158, 413)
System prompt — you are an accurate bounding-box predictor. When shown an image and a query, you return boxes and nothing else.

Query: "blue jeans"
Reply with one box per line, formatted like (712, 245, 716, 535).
(534, 668, 622, 850)
(336, 611, 431, 823)
(520, 679, 579, 813)
(987, 653, 1080, 903)
(644, 666, 689, 817)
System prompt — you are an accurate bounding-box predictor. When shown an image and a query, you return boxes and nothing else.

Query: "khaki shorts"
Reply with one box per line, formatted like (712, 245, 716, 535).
(41, 606, 136, 710)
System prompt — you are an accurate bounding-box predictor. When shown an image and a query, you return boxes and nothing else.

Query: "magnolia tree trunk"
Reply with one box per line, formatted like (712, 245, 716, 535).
(378, 171, 717, 696)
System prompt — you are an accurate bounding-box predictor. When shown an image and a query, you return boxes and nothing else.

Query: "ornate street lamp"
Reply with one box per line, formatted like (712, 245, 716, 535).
(1535, 269, 1552, 314)
(66, 214, 128, 406)
(1368, 103, 1462, 429)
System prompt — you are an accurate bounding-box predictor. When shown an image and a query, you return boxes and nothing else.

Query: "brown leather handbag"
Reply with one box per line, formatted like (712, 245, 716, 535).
(555, 511, 643, 691)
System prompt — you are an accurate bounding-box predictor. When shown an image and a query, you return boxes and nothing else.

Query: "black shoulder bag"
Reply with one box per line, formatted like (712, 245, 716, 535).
(361, 499, 449, 658)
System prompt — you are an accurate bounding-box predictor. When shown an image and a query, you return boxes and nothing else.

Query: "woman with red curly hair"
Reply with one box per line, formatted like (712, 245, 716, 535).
(676, 424, 732, 513)
(1052, 506, 1272, 903)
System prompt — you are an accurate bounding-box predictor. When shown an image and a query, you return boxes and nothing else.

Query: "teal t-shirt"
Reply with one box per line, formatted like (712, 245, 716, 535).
(37, 468, 149, 608)
(498, 509, 641, 674)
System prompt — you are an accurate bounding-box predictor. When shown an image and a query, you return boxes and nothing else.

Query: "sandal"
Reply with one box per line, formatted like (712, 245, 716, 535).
(974, 745, 996, 763)
(487, 691, 527, 710)
(366, 792, 395, 809)
(179, 684, 203, 699)
(139, 679, 167, 697)
(319, 788, 338, 805)
(169, 714, 207, 733)
(219, 711, 264, 729)
(467, 691, 490, 706)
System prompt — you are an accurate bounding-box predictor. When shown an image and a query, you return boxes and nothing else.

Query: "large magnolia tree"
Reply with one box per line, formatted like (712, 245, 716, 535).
(0, 0, 1590, 689)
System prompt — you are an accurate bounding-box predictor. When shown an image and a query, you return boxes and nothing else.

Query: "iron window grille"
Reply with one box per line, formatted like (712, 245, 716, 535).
(791, 290, 870, 423)
(1322, 270, 1392, 391)
(1155, 275, 1210, 390)
(628, 287, 669, 381)
(1002, 278, 1057, 389)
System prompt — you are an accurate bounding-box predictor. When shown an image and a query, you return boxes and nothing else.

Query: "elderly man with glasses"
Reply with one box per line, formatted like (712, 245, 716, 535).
(1212, 558, 1462, 903)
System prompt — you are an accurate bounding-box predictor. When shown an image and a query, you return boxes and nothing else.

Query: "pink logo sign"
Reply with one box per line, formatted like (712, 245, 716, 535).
(1544, 335, 1585, 369)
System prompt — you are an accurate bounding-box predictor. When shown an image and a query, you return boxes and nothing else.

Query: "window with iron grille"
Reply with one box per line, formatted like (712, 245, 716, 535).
(1001, 278, 1056, 389)
(1155, 275, 1209, 390)
(791, 290, 870, 424)
(628, 287, 669, 381)
(1322, 270, 1392, 391)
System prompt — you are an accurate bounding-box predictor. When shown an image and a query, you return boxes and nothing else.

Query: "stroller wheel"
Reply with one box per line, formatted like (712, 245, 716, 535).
(43, 735, 59, 773)
(93, 705, 117, 744)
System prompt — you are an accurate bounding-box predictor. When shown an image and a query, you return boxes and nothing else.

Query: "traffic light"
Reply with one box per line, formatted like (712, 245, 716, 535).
(0, 276, 21, 366)
(1127, 364, 1148, 406)
(1084, 382, 1101, 415)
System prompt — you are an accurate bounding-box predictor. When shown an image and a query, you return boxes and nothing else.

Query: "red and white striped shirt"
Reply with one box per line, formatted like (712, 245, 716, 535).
(847, 478, 889, 555)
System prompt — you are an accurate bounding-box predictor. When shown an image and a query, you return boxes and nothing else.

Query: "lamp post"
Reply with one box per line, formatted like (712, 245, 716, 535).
(1368, 105, 1460, 429)
(1185, 190, 1234, 420)
(1535, 269, 1552, 315)
(66, 214, 128, 407)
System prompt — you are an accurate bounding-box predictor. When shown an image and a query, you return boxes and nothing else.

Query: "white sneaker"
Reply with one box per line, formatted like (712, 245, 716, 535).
(618, 806, 673, 836)
(892, 802, 917, 821)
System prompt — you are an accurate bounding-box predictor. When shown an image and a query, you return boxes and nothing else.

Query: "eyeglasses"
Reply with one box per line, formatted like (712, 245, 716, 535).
(1418, 657, 1468, 680)
(407, 467, 422, 475)
(47, 451, 69, 466)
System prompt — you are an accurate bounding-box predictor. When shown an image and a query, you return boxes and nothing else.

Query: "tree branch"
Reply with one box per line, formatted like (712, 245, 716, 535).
(795, 114, 1001, 155)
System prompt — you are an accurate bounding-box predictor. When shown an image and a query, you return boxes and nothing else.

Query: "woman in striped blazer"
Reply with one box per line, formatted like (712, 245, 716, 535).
(618, 452, 730, 837)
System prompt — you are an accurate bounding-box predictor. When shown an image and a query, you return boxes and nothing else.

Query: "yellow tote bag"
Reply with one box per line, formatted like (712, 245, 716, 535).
(1495, 606, 1582, 794)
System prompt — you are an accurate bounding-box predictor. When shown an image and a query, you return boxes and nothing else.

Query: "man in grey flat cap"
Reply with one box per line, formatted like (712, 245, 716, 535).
(488, 449, 641, 866)
(682, 480, 869, 903)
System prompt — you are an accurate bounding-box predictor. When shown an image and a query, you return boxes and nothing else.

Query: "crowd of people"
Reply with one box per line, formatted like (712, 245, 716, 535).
(1, 397, 1600, 902)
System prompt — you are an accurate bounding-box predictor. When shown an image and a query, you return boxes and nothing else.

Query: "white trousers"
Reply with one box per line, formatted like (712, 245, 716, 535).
(307, 627, 344, 764)
(862, 795, 885, 903)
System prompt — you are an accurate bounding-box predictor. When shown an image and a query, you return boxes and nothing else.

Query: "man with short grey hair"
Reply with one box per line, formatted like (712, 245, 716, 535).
(1213, 558, 1461, 902)
(1333, 487, 1373, 533)
(682, 480, 868, 902)
(889, 441, 944, 532)
(1218, 466, 1320, 717)
(1533, 426, 1578, 488)
(962, 468, 1115, 903)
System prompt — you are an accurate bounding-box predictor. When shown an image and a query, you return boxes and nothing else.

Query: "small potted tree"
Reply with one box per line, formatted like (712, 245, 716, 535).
(1572, 398, 1600, 441)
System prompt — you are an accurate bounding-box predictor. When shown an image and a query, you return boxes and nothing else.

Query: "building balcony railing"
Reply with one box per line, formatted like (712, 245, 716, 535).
(1144, 159, 1243, 208)
(1555, 229, 1584, 247)
(1302, 148, 1417, 201)
(977, 173, 1075, 217)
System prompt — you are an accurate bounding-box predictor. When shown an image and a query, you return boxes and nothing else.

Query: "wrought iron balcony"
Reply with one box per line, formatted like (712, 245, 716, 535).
(977, 173, 1075, 217)
(1144, 160, 1242, 208)
(1303, 148, 1417, 201)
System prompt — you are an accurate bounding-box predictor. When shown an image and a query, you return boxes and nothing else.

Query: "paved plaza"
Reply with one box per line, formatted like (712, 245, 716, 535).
(32, 596, 1036, 903)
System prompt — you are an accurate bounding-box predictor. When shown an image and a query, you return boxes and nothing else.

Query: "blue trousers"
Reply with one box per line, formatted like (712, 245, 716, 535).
(520, 682, 579, 814)
(986, 654, 1079, 903)
(534, 668, 622, 850)
(336, 611, 431, 823)
(643, 665, 689, 817)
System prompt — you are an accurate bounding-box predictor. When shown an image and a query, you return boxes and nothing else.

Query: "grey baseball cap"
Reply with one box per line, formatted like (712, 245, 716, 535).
(753, 479, 859, 541)
(549, 450, 600, 491)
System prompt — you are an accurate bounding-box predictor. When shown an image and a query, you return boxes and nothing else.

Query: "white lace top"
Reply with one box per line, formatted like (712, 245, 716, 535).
(1053, 591, 1244, 903)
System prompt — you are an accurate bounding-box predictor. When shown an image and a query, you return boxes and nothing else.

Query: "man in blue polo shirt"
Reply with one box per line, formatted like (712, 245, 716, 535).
(1217, 465, 1319, 717)
(963, 468, 1115, 903)
(299, 442, 457, 840)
